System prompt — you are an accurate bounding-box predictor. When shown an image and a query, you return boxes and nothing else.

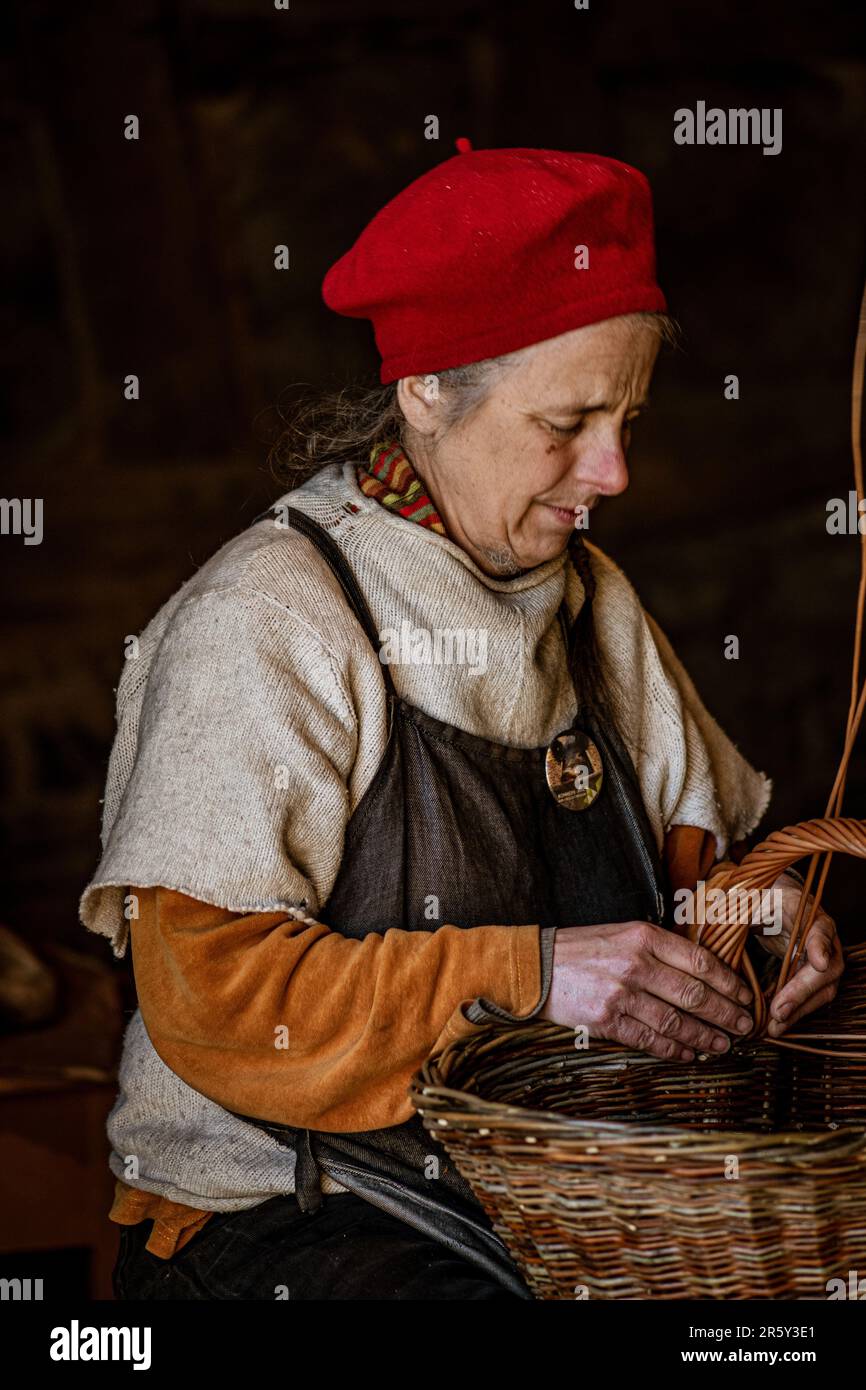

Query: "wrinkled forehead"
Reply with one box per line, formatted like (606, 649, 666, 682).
(506, 320, 660, 409)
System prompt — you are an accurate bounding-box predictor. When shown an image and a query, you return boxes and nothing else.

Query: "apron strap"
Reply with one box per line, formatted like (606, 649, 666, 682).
(227, 1109, 325, 1214)
(252, 503, 398, 699)
(556, 599, 591, 724)
(292, 1129, 325, 1214)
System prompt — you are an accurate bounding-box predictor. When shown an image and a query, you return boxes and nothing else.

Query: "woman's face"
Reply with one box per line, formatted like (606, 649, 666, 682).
(398, 316, 662, 575)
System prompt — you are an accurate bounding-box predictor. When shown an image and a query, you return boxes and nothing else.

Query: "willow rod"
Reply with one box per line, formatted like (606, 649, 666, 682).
(775, 276, 866, 990)
(689, 276, 866, 1058)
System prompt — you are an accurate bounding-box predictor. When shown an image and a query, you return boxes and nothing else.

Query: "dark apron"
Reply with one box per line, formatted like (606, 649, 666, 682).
(236, 504, 668, 1298)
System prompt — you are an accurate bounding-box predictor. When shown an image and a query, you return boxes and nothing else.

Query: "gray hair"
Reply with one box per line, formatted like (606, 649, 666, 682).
(265, 310, 682, 489)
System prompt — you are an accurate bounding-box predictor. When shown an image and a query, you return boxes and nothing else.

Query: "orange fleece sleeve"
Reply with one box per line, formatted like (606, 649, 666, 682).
(129, 886, 546, 1134)
(663, 825, 753, 894)
(664, 824, 719, 894)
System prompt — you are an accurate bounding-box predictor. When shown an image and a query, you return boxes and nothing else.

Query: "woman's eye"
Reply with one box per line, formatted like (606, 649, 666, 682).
(545, 420, 582, 438)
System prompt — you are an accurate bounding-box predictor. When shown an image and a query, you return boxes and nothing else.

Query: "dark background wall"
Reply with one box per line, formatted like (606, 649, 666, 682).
(2, 0, 866, 950)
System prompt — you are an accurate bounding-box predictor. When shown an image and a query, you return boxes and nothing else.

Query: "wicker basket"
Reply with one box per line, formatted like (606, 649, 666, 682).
(411, 935, 866, 1300)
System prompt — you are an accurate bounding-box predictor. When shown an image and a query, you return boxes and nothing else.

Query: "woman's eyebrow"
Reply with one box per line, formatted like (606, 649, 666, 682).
(545, 395, 651, 415)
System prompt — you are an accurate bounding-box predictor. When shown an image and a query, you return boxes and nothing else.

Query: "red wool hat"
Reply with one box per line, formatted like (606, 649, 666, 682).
(321, 138, 667, 384)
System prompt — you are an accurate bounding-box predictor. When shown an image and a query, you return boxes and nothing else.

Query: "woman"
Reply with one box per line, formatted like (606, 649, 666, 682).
(80, 141, 844, 1300)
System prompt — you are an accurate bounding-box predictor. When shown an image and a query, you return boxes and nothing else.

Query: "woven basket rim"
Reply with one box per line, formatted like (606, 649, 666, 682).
(411, 943, 866, 1159)
(411, 1011, 866, 1159)
(410, 1073, 866, 1158)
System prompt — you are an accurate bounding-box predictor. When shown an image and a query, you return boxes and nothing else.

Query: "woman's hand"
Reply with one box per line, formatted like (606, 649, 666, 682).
(538, 920, 754, 1060)
(752, 872, 845, 1038)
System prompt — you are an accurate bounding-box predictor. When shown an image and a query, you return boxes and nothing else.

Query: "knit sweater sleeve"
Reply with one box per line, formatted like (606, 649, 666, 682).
(81, 582, 392, 938)
(130, 885, 546, 1132)
(579, 545, 772, 868)
(81, 583, 548, 1130)
(639, 608, 773, 861)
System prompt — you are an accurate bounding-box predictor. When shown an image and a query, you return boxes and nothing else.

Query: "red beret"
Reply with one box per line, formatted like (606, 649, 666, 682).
(322, 138, 667, 385)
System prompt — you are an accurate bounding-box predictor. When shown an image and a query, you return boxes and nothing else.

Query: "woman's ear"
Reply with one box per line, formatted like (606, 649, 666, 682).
(396, 375, 442, 435)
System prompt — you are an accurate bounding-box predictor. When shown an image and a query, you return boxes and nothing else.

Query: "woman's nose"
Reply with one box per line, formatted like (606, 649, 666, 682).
(573, 442, 630, 498)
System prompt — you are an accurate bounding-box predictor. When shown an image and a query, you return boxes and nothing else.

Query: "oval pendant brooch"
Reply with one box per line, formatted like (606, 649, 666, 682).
(544, 728, 603, 811)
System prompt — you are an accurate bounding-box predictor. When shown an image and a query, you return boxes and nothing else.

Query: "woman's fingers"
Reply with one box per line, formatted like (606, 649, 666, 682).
(802, 915, 838, 972)
(772, 922, 839, 1023)
(767, 980, 841, 1037)
(593, 925, 754, 1059)
(634, 958, 754, 1036)
(608, 1011, 697, 1062)
(769, 919, 844, 1030)
(619, 989, 734, 1058)
(648, 926, 753, 1008)
(628, 927, 753, 1034)
(578, 917, 845, 1053)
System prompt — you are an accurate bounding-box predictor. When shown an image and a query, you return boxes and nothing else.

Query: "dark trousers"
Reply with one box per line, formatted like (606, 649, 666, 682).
(113, 1192, 522, 1301)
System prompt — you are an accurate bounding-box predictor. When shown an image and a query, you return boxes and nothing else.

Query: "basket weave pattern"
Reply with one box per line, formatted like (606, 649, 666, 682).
(412, 942, 866, 1300)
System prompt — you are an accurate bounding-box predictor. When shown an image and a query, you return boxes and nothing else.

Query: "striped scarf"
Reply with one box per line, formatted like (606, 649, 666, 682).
(356, 440, 447, 536)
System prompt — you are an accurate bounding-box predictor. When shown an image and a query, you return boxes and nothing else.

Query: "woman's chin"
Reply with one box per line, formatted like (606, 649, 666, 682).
(525, 514, 576, 563)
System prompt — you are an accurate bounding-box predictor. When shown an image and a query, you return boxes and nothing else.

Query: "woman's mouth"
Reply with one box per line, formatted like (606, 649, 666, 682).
(542, 503, 582, 528)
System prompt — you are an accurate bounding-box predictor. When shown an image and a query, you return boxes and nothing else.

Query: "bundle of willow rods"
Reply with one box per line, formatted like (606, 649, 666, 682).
(690, 820, 866, 1051)
(691, 277, 866, 1055)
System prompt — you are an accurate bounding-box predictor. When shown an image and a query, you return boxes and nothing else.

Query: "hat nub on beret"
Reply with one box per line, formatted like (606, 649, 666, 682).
(322, 139, 667, 384)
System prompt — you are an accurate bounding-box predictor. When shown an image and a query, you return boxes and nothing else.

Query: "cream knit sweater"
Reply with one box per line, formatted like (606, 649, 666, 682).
(79, 459, 772, 1209)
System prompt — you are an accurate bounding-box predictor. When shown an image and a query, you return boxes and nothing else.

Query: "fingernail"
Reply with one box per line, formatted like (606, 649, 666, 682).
(776, 1004, 791, 1021)
(681, 1048, 695, 1061)
(736, 1015, 752, 1033)
(738, 988, 752, 1006)
(712, 1036, 730, 1052)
